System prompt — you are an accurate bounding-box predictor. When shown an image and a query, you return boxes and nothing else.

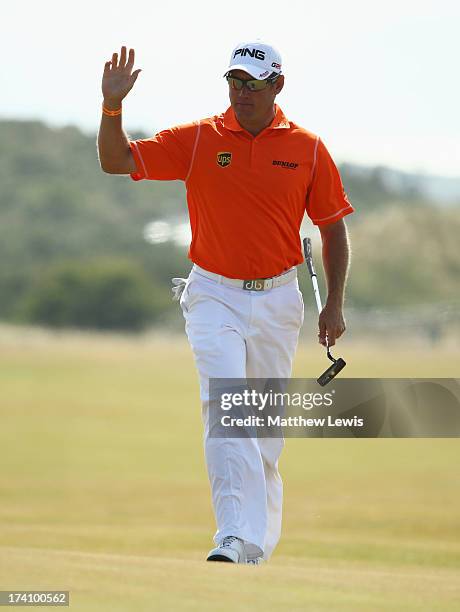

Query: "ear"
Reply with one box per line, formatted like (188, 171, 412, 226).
(274, 75, 284, 95)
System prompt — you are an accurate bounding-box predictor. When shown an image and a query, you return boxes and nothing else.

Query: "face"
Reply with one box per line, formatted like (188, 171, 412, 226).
(227, 69, 284, 125)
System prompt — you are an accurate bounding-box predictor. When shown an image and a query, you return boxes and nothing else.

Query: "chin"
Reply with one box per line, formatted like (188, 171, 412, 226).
(235, 104, 255, 117)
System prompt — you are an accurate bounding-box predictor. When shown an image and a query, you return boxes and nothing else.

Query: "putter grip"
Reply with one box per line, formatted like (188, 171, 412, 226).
(302, 238, 316, 277)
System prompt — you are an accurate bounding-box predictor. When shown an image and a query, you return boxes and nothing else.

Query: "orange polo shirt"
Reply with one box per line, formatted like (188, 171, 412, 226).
(129, 105, 353, 279)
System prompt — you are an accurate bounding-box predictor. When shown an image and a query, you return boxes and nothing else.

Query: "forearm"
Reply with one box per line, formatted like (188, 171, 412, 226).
(320, 221, 350, 307)
(97, 98, 132, 173)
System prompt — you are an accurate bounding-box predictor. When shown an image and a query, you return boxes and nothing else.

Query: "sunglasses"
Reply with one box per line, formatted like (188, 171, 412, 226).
(226, 73, 279, 92)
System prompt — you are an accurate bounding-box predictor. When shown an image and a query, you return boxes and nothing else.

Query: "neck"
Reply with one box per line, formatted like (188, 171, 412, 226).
(235, 105, 276, 137)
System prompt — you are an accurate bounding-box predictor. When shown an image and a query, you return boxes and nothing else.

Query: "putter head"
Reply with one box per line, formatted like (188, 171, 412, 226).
(317, 358, 346, 387)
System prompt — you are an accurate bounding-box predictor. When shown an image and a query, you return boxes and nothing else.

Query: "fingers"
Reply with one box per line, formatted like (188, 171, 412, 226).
(334, 318, 346, 341)
(104, 46, 140, 75)
(119, 46, 127, 68)
(318, 322, 342, 347)
(318, 316, 327, 346)
(320, 323, 346, 347)
(130, 68, 142, 86)
(318, 303, 346, 348)
(126, 48, 135, 71)
(108, 47, 136, 72)
(318, 320, 342, 346)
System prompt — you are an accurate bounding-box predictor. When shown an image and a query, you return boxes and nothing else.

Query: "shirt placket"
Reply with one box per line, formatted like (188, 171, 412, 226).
(250, 128, 271, 168)
(249, 138, 255, 168)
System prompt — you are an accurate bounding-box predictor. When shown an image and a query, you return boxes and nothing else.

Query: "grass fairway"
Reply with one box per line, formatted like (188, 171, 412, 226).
(0, 326, 459, 611)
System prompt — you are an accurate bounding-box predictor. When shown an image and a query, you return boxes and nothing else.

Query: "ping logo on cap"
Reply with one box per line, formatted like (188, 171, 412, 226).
(217, 152, 232, 167)
(234, 47, 266, 61)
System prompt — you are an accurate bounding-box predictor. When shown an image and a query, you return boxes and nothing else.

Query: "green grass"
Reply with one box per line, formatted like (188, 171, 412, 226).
(0, 326, 459, 611)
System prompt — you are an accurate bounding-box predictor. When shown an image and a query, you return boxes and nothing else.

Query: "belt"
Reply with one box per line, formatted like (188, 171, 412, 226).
(193, 264, 297, 291)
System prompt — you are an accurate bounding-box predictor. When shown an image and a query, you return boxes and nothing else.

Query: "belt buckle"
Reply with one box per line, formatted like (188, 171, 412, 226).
(243, 278, 265, 291)
(243, 278, 273, 291)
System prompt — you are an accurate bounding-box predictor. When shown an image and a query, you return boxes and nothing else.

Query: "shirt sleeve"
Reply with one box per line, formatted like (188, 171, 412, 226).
(129, 121, 199, 182)
(306, 138, 354, 225)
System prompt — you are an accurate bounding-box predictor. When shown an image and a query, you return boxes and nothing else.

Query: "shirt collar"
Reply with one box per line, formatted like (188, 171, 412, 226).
(222, 104, 290, 133)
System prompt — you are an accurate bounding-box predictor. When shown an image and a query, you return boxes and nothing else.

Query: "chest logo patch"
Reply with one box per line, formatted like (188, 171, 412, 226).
(273, 160, 299, 169)
(217, 152, 232, 167)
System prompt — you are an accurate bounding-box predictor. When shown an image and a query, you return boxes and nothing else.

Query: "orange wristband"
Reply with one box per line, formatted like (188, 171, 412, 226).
(102, 104, 122, 117)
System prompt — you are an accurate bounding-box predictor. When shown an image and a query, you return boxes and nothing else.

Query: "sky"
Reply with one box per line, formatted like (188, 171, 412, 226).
(1, 0, 459, 176)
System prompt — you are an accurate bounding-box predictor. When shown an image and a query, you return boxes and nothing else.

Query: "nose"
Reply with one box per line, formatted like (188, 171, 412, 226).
(237, 84, 250, 98)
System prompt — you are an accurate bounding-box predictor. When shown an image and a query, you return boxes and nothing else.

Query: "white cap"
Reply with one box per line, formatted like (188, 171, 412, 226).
(225, 41, 282, 80)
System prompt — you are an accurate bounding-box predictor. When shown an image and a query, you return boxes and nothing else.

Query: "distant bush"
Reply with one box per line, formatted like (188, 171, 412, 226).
(1, 120, 459, 322)
(23, 259, 165, 331)
(346, 205, 460, 307)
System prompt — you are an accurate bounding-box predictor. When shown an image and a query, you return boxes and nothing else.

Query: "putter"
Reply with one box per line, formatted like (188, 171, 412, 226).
(302, 237, 346, 386)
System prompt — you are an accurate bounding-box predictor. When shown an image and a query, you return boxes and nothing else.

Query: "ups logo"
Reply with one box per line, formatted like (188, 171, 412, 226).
(217, 152, 232, 167)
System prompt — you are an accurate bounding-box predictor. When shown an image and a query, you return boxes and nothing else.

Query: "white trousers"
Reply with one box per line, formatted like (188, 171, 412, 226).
(180, 264, 304, 560)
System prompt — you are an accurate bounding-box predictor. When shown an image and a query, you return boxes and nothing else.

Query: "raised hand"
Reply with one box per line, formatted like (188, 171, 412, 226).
(102, 46, 141, 106)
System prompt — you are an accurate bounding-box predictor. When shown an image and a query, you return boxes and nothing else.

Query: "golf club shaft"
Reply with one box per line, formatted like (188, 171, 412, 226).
(303, 237, 330, 350)
(311, 274, 323, 314)
(303, 237, 323, 314)
(302, 236, 347, 384)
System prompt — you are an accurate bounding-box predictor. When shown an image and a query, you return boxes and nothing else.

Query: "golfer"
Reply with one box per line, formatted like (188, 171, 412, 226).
(98, 41, 353, 564)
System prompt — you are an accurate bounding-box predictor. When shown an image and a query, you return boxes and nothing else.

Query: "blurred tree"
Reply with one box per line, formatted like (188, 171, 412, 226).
(346, 205, 460, 307)
(1, 119, 459, 326)
(23, 259, 169, 331)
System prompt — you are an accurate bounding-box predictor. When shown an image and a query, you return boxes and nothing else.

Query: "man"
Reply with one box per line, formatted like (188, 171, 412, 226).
(98, 41, 353, 565)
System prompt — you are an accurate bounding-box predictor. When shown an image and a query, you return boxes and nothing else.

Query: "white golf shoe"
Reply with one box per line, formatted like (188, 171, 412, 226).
(206, 536, 246, 563)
